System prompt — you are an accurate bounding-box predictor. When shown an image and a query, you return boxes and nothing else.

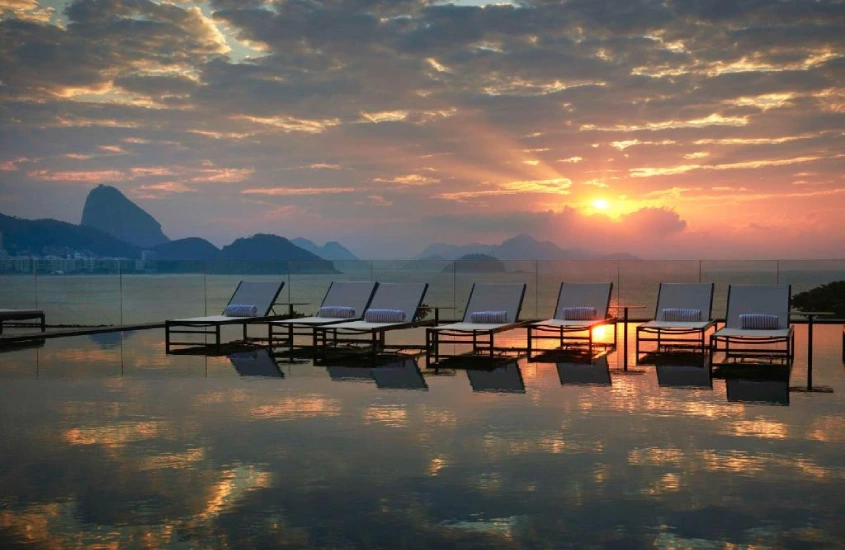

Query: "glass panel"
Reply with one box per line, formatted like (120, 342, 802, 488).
(32, 259, 122, 327)
(537, 260, 620, 317)
(618, 260, 701, 320)
(700, 260, 778, 319)
(453, 259, 537, 320)
(371, 260, 457, 321)
(288, 260, 374, 316)
(0, 259, 37, 310)
(119, 260, 207, 324)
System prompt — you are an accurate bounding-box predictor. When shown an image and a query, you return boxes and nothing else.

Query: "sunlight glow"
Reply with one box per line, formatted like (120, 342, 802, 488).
(592, 199, 609, 210)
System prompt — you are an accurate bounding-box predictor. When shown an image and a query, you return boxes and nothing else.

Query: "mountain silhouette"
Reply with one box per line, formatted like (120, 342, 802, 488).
(81, 185, 169, 247)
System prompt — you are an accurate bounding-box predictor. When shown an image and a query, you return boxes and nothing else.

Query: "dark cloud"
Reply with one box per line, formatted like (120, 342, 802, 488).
(0, 0, 843, 257)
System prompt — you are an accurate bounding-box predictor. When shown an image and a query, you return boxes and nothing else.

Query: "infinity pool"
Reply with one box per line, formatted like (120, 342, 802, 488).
(1, 326, 844, 548)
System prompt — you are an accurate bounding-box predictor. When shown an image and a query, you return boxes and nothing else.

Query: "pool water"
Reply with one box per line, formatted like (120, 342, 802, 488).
(1, 326, 844, 549)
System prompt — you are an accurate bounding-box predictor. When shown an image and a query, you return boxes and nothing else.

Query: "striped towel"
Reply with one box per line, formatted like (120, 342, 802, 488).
(561, 306, 597, 320)
(662, 308, 702, 322)
(223, 304, 258, 317)
(740, 313, 779, 330)
(317, 306, 356, 319)
(364, 308, 406, 323)
(470, 310, 508, 324)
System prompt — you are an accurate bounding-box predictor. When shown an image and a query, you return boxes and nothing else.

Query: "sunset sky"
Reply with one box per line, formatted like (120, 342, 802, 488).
(1, 0, 843, 258)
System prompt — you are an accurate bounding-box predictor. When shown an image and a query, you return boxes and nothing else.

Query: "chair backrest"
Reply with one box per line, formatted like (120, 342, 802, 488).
(320, 281, 378, 317)
(654, 282, 714, 321)
(224, 281, 285, 316)
(553, 282, 613, 319)
(725, 284, 791, 329)
(365, 282, 429, 322)
(461, 283, 527, 323)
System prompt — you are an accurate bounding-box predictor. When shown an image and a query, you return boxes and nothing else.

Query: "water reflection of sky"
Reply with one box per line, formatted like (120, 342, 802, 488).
(1, 327, 844, 548)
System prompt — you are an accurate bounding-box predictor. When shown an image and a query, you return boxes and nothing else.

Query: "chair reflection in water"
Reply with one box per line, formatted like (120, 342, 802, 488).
(325, 356, 428, 390)
(719, 363, 791, 406)
(228, 349, 284, 378)
(653, 354, 713, 390)
(556, 354, 612, 387)
(465, 361, 525, 393)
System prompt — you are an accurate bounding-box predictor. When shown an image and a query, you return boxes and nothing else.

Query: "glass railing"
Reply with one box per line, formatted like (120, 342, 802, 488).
(1, 259, 843, 328)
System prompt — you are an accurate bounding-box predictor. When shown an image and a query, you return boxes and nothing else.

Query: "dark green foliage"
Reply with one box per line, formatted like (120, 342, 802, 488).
(792, 281, 845, 318)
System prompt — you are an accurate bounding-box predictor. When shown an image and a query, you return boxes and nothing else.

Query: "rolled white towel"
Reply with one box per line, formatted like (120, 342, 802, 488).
(364, 308, 406, 323)
(223, 304, 259, 317)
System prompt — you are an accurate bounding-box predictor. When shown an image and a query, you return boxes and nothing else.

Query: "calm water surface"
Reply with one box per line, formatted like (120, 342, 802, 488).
(1, 326, 844, 549)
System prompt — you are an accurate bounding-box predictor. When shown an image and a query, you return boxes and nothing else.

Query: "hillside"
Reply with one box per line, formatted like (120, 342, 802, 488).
(218, 234, 337, 273)
(292, 238, 358, 261)
(0, 212, 140, 258)
(153, 238, 220, 261)
(81, 185, 169, 247)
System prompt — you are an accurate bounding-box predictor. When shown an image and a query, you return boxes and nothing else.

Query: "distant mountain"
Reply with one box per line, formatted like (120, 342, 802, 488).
(418, 242, 495, 260)
(81, 185, 169, 248)
(153, 238, 219, 261)
(219, 234, 337, 273)
(417, 234, 638, 261)
(495, 234, 590, 260)
(292, 238, 359, 261)
(453, 253, 507, 273)
(0, 212, 140, 258)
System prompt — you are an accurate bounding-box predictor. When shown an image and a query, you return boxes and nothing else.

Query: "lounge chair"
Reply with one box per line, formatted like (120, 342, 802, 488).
(526, 282, 615, 358)
(314, 282, 430, 355)
(636, 283, 715, 357)
(709, 284, 794, 366)
(425, 283, 527, 367)
(165, 280, 285, 352)
(0, 308, 46, 335)
(268, 281, 378, 352)
(557, 355, 612, 386)
(229, 349, 284, 378)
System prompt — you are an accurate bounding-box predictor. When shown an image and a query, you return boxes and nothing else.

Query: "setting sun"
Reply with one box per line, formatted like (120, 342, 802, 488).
(592, 199, 609, 210)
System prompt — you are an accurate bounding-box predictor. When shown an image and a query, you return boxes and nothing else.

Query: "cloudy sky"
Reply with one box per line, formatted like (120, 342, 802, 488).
(1, 0, 843, 258)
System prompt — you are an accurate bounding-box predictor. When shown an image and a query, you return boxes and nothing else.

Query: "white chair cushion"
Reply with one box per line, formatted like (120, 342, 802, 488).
(364, 308, 406, 323)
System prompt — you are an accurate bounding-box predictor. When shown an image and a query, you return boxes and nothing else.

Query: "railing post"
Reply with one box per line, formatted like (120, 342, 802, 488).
(203, 261, 208, 317)
(118, 259, 123, 325)
(535, 260, 539, 319)
(33, 258, 38, 309)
